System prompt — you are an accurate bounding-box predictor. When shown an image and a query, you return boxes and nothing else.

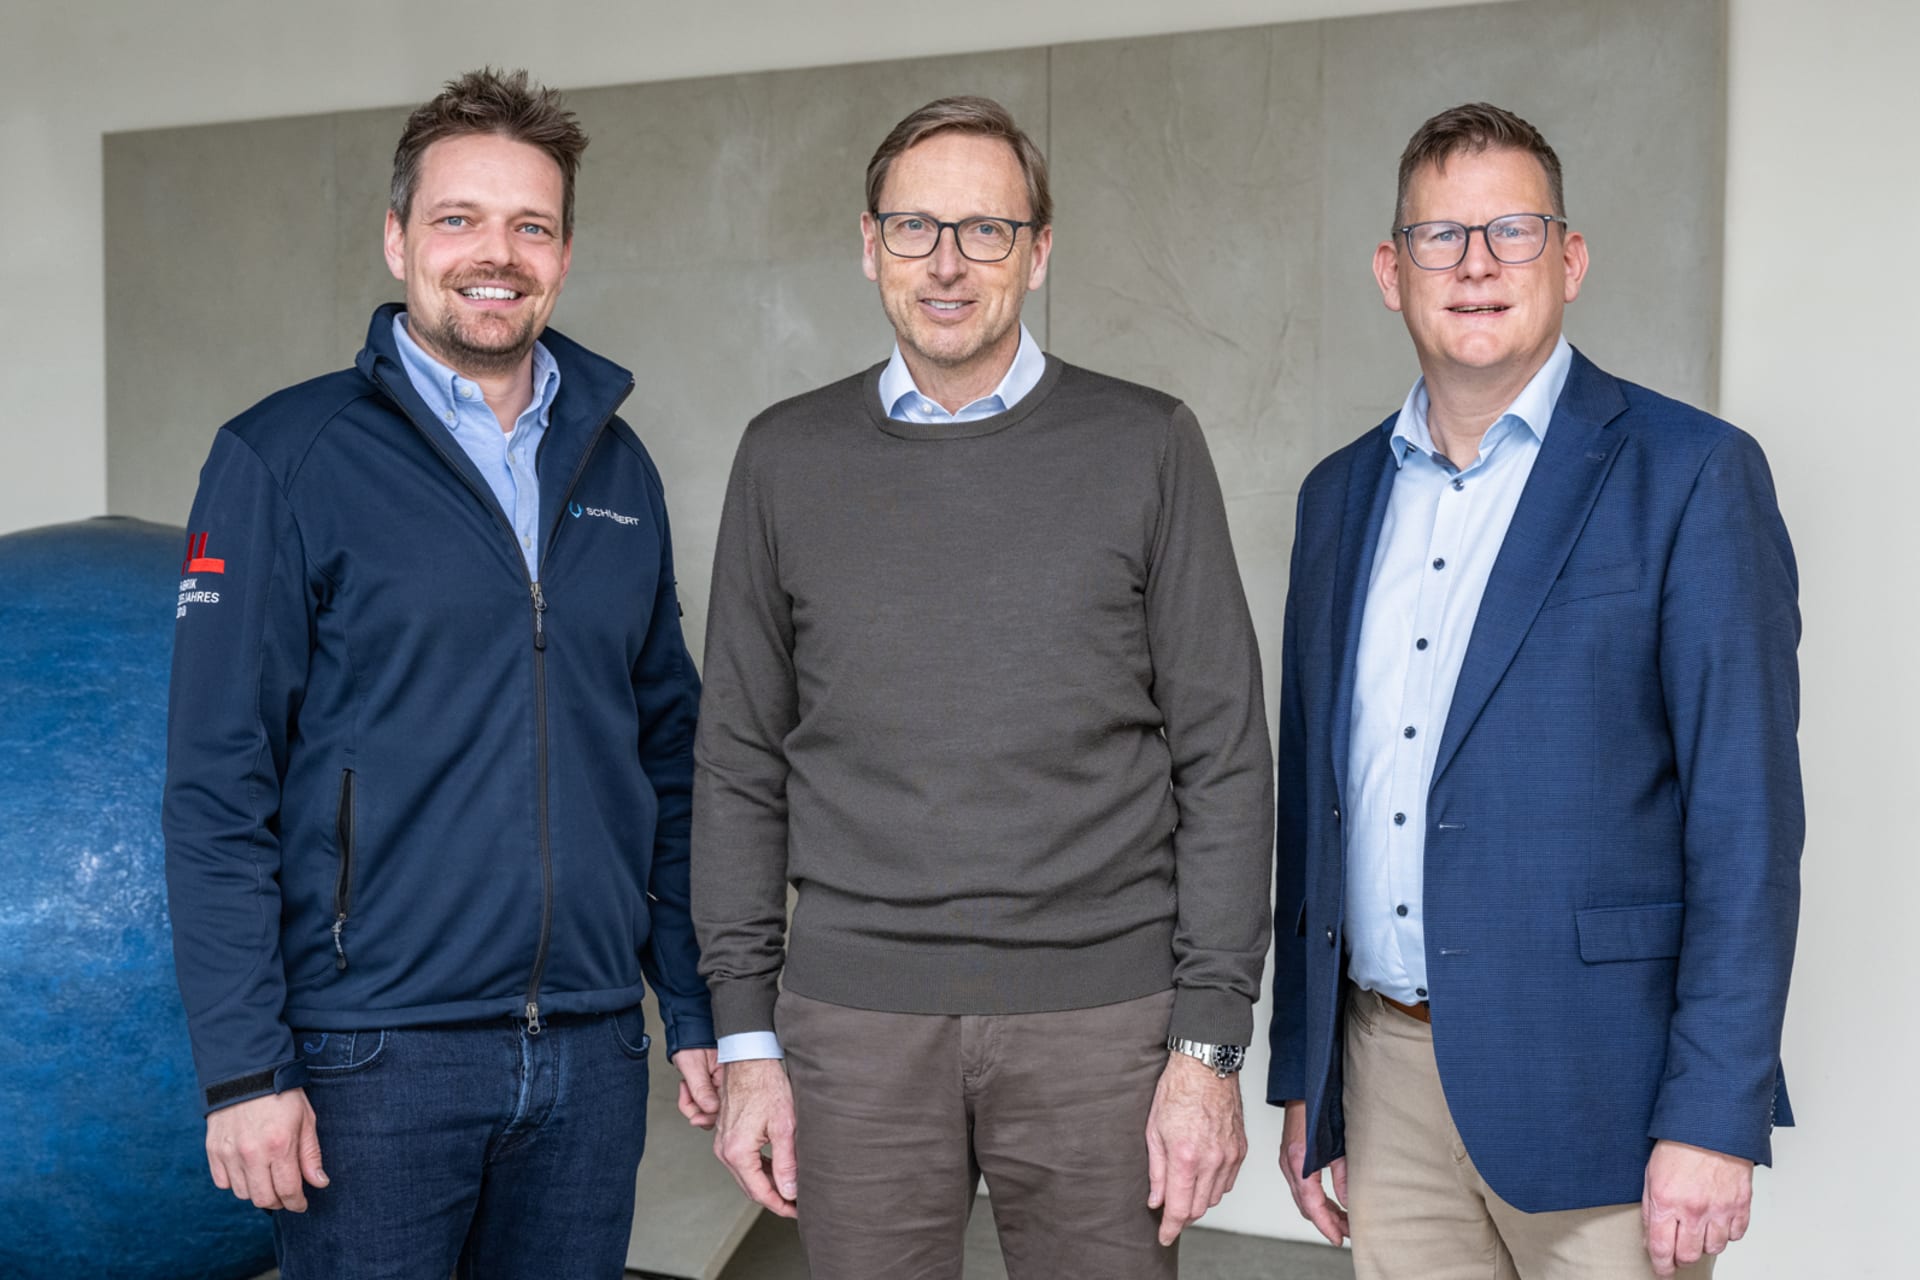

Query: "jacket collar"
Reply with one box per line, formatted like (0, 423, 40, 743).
(354, 304, 638, 568)
(1328, 347, 1630, 797)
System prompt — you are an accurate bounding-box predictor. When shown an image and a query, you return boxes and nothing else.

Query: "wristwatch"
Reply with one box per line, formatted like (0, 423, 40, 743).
(1166, 1035, 1247, 1078)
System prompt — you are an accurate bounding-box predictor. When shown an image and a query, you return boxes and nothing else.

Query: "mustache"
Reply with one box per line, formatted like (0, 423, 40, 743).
(443, 269, 540, 295)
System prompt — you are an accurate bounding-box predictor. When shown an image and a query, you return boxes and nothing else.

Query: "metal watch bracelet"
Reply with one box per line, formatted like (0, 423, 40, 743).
(1166, 1035, 1247, 1078)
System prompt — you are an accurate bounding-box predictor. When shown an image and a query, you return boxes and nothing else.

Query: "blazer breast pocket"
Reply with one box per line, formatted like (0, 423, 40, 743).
(1541, 561, 1642, 610)
(1575, 902, 1684, 962)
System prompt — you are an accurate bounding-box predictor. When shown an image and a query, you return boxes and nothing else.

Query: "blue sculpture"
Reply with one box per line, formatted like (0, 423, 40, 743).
(0, 518, 272, 1280)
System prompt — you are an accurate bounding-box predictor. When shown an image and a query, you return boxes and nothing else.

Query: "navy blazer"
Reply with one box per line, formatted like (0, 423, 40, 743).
(1265, 349, 1802, 1213)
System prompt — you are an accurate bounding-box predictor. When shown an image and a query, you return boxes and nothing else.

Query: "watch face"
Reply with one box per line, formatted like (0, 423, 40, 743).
(1214, 1044, 1247, 1074)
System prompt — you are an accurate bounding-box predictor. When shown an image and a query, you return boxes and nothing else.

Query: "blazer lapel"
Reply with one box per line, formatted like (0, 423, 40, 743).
(1329, 423, 1398, 801)
(1430, 350, 1630, 789)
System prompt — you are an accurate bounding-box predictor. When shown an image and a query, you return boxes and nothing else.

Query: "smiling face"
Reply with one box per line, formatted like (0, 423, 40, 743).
(1375, 146, 1587, 392)
(860, 131, 1052, 397)
(382, 132, 572, 381)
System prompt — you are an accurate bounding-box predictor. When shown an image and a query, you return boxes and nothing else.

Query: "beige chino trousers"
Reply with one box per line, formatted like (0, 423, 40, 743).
(1342, 985, 1712, 1280)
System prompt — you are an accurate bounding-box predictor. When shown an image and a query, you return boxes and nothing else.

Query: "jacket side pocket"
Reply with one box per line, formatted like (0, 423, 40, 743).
(333, 768, 355, 971)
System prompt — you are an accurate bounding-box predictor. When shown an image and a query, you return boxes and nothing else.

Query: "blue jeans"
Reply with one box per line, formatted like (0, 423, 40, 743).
(272, 1008, 651, 1280)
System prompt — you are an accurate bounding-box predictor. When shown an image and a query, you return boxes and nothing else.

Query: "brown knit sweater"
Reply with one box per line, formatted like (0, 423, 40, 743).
(692, 356, 1274, 1045)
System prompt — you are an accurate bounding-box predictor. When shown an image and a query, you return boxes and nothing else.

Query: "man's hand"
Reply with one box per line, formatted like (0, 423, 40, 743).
(205, 1088, 328, 1212)
(1279, 1098, 1348, 1245)
(1144, 1053, 1247, 1245)
(1642, 1139, 1753, 1276)
(672, 1047, 721, 1130)
(713, 1058, 798, 1218)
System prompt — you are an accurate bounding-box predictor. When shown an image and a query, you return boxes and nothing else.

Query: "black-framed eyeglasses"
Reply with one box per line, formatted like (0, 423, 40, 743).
(1396, 213, 1567, 270)
(875, 212, 1037, 263)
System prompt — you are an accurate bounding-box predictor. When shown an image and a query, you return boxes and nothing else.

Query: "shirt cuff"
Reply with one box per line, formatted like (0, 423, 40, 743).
(716, 1030, 784, 1063)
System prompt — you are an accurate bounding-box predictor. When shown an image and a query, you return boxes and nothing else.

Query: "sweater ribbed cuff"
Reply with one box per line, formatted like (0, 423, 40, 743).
(708, 976, 780, 1039)
(1168, 986, 1255, 1046)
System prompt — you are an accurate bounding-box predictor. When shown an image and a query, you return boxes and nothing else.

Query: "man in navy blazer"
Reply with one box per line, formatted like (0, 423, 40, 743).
(1266, 104, 1801, 1279)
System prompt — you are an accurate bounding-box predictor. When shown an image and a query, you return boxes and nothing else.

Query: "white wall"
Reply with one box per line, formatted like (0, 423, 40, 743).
(4, 0, 1911, 1273)
(1718, 3, 1920, 1277)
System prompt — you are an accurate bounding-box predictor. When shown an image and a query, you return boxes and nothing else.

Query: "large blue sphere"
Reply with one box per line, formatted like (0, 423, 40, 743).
(0, 519, 273, 1280)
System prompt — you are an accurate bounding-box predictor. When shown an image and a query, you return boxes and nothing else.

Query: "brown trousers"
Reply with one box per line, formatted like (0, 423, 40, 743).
(1342, 986, 1713, 1280)
(776, 988, 1179, 1280)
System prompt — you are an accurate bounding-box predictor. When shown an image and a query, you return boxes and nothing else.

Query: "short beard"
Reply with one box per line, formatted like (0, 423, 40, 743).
(413, 271, 543, 378)
(412, 306, 537, 378)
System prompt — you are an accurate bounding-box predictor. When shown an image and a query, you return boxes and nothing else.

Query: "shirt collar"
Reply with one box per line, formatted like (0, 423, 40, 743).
(392, 313, 560, 434)
(1388, 334, 1574, 468)
(879, 324, 1045, 422)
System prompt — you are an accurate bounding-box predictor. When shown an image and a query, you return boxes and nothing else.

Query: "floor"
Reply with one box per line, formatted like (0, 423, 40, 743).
(702, 1212, 1355, 1280)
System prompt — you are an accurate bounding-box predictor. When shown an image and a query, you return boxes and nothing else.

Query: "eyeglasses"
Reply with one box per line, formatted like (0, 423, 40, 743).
(875, 212, 1037, 263)
(1396, 213, 1567, 271)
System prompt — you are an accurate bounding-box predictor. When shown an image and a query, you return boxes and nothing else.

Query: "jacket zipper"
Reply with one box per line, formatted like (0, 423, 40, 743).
(520, 394, 632, 1036)
(524, 578, 551, 1033)
(375, 357, 634, 1039)
(333, 768, 355, 970)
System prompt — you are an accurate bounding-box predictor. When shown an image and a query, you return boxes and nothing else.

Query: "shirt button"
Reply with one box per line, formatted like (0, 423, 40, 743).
(459, 385, 476, 399)
(443, 411, 456, 425)
(1452, 479, 1464, 491)
(1396, 904, 1409, 917)
(522, 536, 531, 548)
(1432, 558, 1446, 571)
(1393, 812, 1406, 826)
(1404, 726, 1417, 739)
(1416, 987, 1427, 998)
(1416, 638, 1429, 651)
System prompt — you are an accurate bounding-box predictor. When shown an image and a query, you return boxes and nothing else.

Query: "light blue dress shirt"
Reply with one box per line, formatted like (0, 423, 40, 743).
(876, 324, 1047, 424)
(392, 315, 561, 581)
(713, 324, 1048, 1066)
(1343, 336, 1573, 1005)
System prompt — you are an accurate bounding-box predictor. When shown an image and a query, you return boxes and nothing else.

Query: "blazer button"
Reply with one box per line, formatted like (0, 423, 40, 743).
(1325, 926, 1335, 947)
(1332, 806, 1341, 822)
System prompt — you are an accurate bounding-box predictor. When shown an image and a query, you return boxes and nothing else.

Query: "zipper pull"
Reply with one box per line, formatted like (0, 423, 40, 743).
(530, 581, 547, 651)
(331, 915, 349, 971)
(525, 1000, 544, 1035)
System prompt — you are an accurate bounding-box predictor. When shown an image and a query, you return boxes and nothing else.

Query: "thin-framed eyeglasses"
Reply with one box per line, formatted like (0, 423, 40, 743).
(1396, 213, 1567, 270)
(875, 212, 1038, 263)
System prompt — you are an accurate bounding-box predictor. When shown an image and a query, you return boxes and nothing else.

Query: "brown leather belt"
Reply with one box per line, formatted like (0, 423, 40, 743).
(1378, 992, 1431, 1024)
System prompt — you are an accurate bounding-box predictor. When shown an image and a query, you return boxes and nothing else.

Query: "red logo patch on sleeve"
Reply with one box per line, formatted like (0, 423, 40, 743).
(183, 531, 226, 575)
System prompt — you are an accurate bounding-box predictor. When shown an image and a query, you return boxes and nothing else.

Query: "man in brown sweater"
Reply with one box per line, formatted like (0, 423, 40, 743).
(692, 96, 1273, 1278)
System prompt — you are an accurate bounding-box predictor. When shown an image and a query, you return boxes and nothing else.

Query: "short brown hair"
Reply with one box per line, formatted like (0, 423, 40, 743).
(865, 96, 1053, 228)
(1394, 102, 1564, 228)
(390, 68, 589, 239)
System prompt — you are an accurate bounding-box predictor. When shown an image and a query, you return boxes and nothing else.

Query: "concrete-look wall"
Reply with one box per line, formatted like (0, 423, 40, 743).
(102, 0, 1722, 727)
(96, 0, 1726, 1251)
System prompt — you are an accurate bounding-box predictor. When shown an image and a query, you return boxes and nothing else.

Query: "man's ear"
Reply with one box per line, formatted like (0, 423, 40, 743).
(383, 210, 406, 282)
(1025, 224, 1053, 292)
(860, 211, 881, 284)
(1373, 239, 1403, 313)
(1560, 228, 1589, 305)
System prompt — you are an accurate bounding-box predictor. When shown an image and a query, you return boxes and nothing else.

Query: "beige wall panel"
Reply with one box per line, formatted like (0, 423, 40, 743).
(105, 115, 342, 526)
(1318, 0, 1725, 434)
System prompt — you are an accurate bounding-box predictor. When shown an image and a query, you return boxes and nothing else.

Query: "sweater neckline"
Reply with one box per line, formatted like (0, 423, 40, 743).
(863, 355, 1065, 442)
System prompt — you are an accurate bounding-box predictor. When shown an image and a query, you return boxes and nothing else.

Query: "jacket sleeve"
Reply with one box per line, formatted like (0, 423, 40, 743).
(1265, 487, 1311, 1105)
(630, 448, 715, 1056)
(162, 428, 313, 1113)
(1144, 405, 1276, 1046)
(1649, 428, 1802, 1164)
(690, 426, 796, 1038)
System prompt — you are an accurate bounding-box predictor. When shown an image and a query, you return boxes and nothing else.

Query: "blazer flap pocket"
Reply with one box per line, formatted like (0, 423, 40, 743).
(1543, 561, 1642, 609)
(1576, 902, 1684, 962)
